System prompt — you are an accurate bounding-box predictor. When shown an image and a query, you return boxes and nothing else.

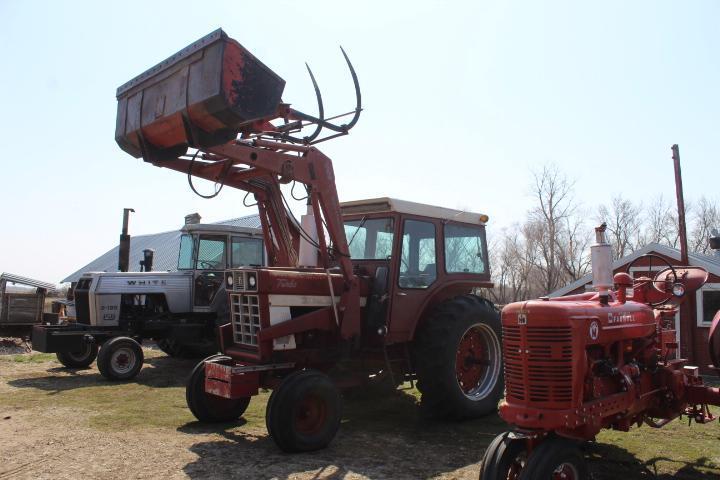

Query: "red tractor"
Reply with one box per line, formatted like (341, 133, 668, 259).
(479, 224, 720, 479)
(115, 29, 504, 451)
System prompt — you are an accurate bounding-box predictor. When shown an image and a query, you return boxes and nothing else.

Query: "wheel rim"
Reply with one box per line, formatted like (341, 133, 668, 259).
(294, 393, 328, 435)
(454, 323, 501, 400)
(111, 347, 136, 374)
(507, 457, 526, 480)
(552, 462, 579, 480)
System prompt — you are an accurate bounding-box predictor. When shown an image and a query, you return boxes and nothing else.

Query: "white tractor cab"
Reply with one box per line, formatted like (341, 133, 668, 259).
(32, 222, 264, 381)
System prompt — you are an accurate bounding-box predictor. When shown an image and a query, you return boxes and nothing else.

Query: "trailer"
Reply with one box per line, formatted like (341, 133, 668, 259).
(0, 272, 59, 337)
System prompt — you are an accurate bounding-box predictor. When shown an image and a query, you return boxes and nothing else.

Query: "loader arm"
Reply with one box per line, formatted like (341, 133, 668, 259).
(150, 140, 362, 339)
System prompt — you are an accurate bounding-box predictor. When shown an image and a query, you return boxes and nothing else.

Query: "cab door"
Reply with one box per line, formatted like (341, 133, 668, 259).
(192, 235, 227, 312)
(388, 218, 438, 342)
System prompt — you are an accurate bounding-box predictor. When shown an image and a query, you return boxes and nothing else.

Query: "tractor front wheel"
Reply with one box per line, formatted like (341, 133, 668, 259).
(186, 356, 250, 423)
(520, 437, 587, 480)
(266, 370, 341, 453)
(97, 336, 144, 381)
(56, 342, 98, 369)
(414, 294, 503, 419)
(478, 431, 527, 480)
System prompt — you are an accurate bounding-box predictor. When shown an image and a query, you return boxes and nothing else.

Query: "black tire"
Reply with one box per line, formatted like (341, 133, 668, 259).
(266, 369, 341, 453)
(479, 432, 527, 480)
(414, 294, 503, 419)
(519, 437, 588, 480)
(156, 338, 191, 358)
(157, 337, 217, 359)
(56, 342, 98, 369)
(186, 355, 250, 423)
(97, 336, 144, 381)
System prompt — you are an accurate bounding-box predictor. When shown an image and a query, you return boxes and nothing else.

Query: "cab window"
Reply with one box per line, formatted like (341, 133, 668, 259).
(231, 237, 264, 267)
(178, 234, 195, 270)
(444, 224, 487, 273)
(344, 218, 395, 260)
(196, 235, 226, 270)
(399, 220, 437, 289)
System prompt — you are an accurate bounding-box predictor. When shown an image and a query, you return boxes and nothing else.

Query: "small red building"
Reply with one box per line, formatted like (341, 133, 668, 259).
(549, 243, 720, 373)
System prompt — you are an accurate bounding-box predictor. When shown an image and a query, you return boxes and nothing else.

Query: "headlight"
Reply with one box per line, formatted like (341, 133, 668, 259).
(248, 274, 257, 288)
(672, 283, 685, 297)
(226, 274, 234, 287)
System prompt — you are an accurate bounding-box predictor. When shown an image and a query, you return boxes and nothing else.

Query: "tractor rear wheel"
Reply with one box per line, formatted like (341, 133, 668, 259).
(518, 437, 587, 480)
(186, 355, 250, 423)
(97, 336, 144, 381)
(56, 342, 98, 369)
(157, 338, 215, 359)
(478, 431, 527, 480)
(414, 294, 503, 419)
(266, 370, 341, 453)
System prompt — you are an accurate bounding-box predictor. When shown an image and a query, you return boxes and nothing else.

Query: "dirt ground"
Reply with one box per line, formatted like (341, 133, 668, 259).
(1, 343, 719, 480)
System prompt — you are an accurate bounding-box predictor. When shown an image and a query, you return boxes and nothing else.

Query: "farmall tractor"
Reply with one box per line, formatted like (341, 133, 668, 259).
(479, 224, 720, 479)
(114, 29, 504, 451)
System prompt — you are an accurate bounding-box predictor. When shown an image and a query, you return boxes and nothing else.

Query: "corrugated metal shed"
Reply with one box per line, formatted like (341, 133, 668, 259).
(62, 214, 261, 283)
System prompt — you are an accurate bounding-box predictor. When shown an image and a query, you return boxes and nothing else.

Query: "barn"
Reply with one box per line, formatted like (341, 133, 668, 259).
(62, 213, 261, 283)
(549, 242, 720, 373)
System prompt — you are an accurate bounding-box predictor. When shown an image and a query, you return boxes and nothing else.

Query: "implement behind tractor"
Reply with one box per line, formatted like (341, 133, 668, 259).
(114, 29, 504, 452)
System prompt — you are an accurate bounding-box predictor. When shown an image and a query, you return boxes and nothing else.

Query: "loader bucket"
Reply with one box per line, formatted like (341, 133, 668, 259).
(115, 29, 285, 162)
(710, 310, 720, 369)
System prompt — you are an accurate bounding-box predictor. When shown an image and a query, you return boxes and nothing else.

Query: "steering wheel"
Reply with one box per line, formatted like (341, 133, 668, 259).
(625, 254, 678, 307)
(198, 260, 220, 269)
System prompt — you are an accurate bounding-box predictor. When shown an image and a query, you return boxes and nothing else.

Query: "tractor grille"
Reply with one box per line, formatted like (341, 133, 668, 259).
(231, 271, 245, 290)
(503, 325, 573, 406)
(230, 294, 260, 346)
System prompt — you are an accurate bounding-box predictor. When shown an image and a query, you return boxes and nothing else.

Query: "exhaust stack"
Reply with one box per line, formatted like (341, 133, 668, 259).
(140, 249, 155, 272)
(591, 223, 613, 304)
(118, 208, 135, 272)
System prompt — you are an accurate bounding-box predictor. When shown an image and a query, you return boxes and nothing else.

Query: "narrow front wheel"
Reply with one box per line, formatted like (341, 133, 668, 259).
(478, 431, 527, 480)
(519, 437, 587, 480)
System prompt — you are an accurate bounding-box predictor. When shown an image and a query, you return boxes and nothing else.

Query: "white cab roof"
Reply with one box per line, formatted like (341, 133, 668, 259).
(340, 197, 487, 225)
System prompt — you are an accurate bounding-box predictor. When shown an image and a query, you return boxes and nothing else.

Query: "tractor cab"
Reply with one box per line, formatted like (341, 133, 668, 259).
(177, 223, 264, 312)
(339, 197, 492, 344)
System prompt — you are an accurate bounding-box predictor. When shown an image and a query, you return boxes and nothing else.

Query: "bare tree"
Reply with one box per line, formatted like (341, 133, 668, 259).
(690, 196, 720, 254)
(528, 165, 577, 295)
(557, 215, 592, 281)
(643, 194, 678, 247)
(597, 195, 643, 260)
(487, 223, 541, 305)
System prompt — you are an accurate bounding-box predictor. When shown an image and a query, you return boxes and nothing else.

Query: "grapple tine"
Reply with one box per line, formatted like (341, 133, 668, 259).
(285, 46, 362, 140)
(339, 46, 362, 130)
(301, 63, 325, 144)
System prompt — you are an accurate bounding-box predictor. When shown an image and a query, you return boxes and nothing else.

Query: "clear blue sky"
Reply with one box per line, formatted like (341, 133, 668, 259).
(0, 1, 718, 282)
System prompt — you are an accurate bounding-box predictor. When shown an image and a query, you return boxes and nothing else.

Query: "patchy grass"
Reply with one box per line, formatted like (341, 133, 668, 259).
(0, 352, 56, 363)
(1, 352, 719, 479)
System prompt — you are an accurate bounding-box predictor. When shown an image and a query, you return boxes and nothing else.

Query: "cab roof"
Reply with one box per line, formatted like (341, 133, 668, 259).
(181, 223, 263, 236)
(339, 197, 488, 225)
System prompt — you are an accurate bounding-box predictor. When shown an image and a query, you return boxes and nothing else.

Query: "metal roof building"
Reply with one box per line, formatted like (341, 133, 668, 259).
(62, 214, 261, 283)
